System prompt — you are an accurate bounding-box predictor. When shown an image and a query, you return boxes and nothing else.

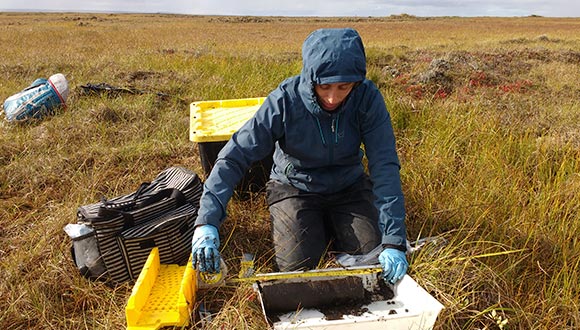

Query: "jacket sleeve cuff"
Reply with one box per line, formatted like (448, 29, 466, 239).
(194, 217, 222, 230)
(382, 243, 407, 252)
(381, 234, 407, 252)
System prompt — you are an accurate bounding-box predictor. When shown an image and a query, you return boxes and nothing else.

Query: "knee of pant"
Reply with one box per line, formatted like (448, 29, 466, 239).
(276, 256, 320, 272)
(360, 237, 381, 254)
(336, 236, 381, 255)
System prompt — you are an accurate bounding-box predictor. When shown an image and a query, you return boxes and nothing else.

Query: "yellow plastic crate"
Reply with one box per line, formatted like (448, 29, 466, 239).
(189, 97, 266, 142)
(125, 248, 196, 330)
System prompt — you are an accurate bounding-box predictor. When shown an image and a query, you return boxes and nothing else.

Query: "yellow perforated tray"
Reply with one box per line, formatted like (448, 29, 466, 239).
(125, 248, 196, 330)
(189, 97, 266, 142)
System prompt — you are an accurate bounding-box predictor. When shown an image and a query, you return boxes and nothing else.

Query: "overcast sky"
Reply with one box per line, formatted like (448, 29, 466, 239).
(1, 0, 579, 17)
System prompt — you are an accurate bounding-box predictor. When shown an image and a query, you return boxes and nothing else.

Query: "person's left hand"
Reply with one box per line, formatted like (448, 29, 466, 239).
(378, 248, 408, 284)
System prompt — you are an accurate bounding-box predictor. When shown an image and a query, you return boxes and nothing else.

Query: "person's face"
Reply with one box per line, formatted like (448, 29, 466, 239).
(314, 82, 356, 111)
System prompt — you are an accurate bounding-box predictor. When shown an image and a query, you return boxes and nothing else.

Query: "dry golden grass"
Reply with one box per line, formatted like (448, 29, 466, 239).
(1, 12, 579, 329)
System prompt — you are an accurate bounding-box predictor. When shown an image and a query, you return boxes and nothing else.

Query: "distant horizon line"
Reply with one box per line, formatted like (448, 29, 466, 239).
(0, 9, 573, 18)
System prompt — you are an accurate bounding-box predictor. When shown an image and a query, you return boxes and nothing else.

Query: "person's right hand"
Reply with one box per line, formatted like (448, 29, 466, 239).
(191, 224, 221, 273)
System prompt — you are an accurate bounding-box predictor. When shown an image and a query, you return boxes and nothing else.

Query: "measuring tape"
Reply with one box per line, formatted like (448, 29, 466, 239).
(197, 253, 383, 284)
(233, 265, 384, 283)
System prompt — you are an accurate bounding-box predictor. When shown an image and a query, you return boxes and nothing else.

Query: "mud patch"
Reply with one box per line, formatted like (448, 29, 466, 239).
(261, 276, 365, 313)
(260, 274, 394, 321)
(320, 278, 395, 320)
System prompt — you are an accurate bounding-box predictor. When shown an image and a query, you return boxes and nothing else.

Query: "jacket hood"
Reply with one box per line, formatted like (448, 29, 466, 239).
(299, 28, 367, 113)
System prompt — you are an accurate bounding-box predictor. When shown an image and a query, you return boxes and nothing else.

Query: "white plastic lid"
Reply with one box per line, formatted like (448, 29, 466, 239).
(48, 73, 69, 103)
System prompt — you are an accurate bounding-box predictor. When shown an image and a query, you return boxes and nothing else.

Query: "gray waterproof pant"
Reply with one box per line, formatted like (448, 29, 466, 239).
(266, 175, 381, 271)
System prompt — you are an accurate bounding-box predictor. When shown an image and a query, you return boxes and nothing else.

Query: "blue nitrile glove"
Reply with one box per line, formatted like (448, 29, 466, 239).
(378, 248, 408, 284)
(191, 224, 221, 273)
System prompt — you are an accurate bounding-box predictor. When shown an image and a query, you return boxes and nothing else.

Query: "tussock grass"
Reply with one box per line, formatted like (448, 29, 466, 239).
(1, 12, 579, 329)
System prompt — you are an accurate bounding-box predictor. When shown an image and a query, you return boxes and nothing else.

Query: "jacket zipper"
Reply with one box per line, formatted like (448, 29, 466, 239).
(329, 116, 339, 164)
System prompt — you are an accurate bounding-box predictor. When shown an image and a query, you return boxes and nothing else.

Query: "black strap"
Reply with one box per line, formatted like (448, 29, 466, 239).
(136, 188, 187, 209)
(100, 182, 150, 212)
(98, 188, 187, 230)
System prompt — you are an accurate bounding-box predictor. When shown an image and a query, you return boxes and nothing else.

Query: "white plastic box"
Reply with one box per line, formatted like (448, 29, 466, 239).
(255, 273, 443, 330)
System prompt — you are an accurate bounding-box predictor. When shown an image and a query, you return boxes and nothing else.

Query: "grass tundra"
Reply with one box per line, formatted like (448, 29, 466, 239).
(0, 12, 579, 329)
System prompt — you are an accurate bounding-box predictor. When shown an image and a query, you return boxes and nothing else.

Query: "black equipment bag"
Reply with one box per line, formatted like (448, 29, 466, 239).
(70, 166, 203, 284)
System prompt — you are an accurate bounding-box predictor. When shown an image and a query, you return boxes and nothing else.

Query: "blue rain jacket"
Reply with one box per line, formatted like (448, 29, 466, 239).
(195, 28, 407, 248)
